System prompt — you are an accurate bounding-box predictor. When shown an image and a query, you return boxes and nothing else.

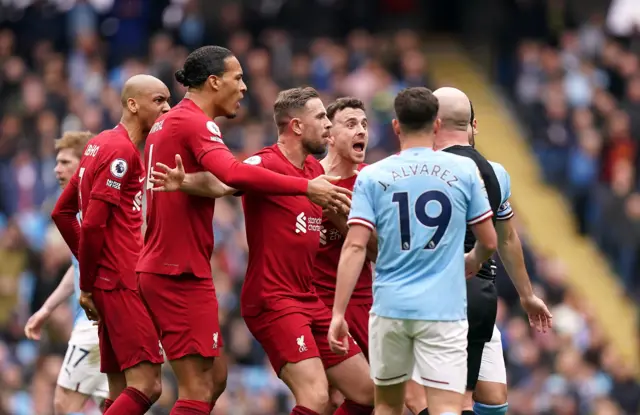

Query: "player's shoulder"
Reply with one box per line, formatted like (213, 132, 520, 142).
(242, 144, 279, 167)
(488, 160, 509, 178)
(441, 151, 477, 173)
(90, 126, 134, 156)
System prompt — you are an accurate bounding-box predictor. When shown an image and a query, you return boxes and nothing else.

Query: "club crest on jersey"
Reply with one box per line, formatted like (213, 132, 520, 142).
(110, 158, 128, 178)
(243, 155, 262, 165)
(206, 121, 223, 144)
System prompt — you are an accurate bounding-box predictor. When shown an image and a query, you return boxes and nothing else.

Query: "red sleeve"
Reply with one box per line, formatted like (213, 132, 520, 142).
(200, 150, 308, 195)
(184, 119, 308, 195)
(78, 198, 111, 292)
(51, 174, 81, 259)
(91, 145, 133, 206)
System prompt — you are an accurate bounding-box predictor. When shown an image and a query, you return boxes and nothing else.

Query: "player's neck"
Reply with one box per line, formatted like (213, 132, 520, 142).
(276, 138, 308, 169)
(184, 91, 219, 119)
(321, 152, 357, 178)
(401, 132, 435, 151)
(120, 116, 145, 147)
(433, 132, 469, 151)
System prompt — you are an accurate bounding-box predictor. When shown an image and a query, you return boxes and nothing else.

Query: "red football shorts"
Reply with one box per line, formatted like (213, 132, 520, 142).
(344, 303, 371, 361)
(138, 273, 223, 360)
(244, 301, 361, 376)
(92, 288, 163, 373)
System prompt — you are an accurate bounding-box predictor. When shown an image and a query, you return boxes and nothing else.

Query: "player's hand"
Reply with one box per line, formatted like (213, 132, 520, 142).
(150, 154, 185, 192)
(464, 251, 482, 279)
(307, 175, 352, 213)
(79, 291, 101, 323)
(520, 295, 553, 333)
(24, 308, 51, 340)
(327, 313, 350, 355)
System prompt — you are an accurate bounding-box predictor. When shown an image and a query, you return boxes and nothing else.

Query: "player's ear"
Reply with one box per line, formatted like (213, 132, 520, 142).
(432, 118, 441, 135)
(208, 75, 220, 92)
(291, 118, 303, 136)
(392, 119, 401, 137)
(472, 119, 479, 135)
(127, 98, 138, 114)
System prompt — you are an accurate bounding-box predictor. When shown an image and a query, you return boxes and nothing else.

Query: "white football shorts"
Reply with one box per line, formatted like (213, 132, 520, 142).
(477, 325, 507, 384)
(56, 321, 109, 399)
(370, 313, 468, 394)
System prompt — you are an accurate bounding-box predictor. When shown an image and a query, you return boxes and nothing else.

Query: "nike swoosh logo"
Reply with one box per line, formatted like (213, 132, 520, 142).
(139, 176, 146, 182)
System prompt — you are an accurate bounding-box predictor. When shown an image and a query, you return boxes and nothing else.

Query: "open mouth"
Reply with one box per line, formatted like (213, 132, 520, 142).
(353, 142, 365, 153)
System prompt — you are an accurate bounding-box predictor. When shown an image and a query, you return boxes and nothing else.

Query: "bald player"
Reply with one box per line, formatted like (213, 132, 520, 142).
(52, 75, 171, 415)
(405, 88, 552, 415)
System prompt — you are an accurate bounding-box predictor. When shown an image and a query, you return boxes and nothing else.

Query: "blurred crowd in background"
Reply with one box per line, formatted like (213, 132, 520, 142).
(0, 0, 638, 414)
(509, 9, 640, 300)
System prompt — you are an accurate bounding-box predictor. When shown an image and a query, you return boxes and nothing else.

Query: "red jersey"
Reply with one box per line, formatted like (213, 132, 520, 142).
(313, 164, 373, 306)
(137, 98, 227, 279)
(240, 145, 325, 316)
(73, 124, 145, 290)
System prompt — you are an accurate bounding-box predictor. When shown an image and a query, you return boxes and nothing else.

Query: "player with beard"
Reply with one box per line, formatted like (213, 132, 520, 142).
(52, 75, 171, 415)
(25, 131, 110, 414)
(137, 47, 352, 415)
(238, 88, 374, 415)
(404, 88, 552, 415)
(312, 97, 377, 413)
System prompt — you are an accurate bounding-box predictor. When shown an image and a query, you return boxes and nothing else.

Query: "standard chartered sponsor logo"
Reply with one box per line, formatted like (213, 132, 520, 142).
(295, 212, 322, 234)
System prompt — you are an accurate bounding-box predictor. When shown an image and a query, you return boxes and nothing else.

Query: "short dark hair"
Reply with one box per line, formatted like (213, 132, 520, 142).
(175, 46, 234, 88)
(273, 87, 320, 133)
(469, 100, 475, 124)
(326, 97, 365, 121)
(393, 87, 439, 132)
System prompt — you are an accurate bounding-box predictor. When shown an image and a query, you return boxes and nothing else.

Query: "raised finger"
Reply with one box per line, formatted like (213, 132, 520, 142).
(151, 171, 169, 181)
(155, 162, 172, 173)
(175, 154, 184, 170)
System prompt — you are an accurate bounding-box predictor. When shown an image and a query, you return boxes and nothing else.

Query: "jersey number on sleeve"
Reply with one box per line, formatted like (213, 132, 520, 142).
(392, 190, 452, 250)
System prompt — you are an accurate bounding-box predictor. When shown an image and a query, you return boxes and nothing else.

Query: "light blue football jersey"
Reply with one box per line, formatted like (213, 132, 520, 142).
(489, 161, 514, 221)
(347, 147, 492, 321)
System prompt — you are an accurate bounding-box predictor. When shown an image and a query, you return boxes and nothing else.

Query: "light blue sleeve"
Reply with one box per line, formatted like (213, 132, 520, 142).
(347, 168, 376, 230)
(465, 162, 493, 225)
(490, 161, 514, 221)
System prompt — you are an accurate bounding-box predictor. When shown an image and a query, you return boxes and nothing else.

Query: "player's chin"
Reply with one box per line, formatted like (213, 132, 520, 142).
(225, 111, 238, 119)
(350, 151, 365, 163)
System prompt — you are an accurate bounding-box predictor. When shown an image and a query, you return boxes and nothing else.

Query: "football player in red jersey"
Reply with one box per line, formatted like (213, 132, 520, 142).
(238, 88, 374, 415)
(137, 47, 352, 415)
(51, 74, 171, 415)
(313, 97, 379, 413)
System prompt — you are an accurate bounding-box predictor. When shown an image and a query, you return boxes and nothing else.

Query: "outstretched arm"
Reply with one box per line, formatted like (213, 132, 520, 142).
(24, 265, 75, 340)
(496, 217, 552, 332)
(149, 155, 237, 198)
